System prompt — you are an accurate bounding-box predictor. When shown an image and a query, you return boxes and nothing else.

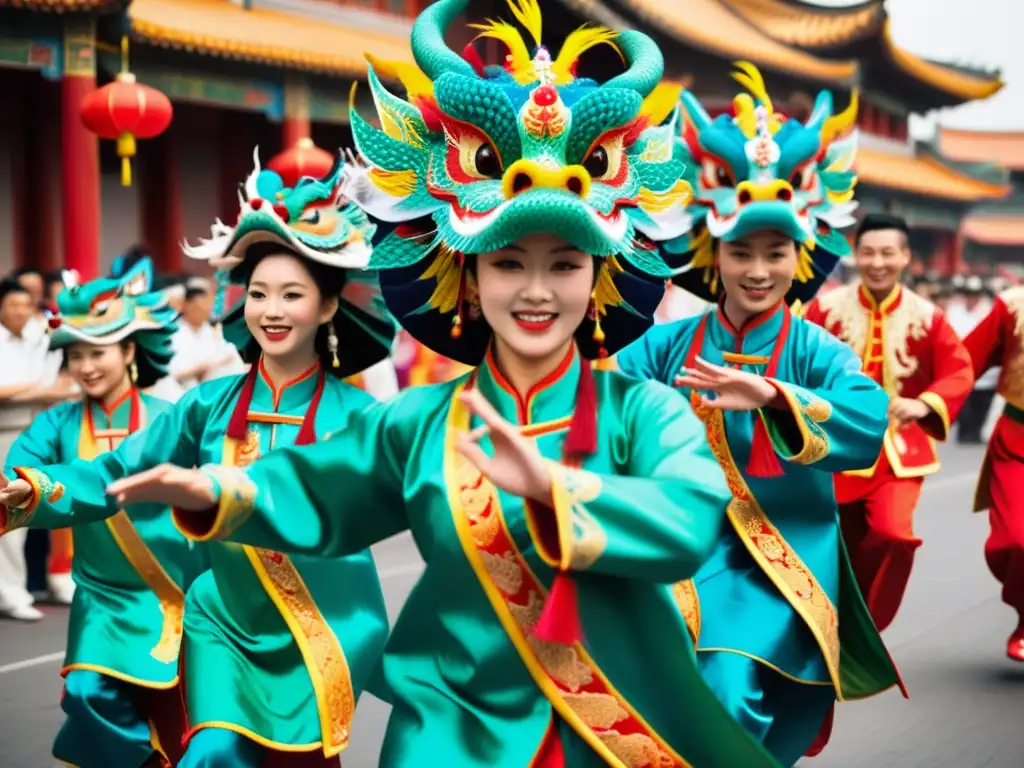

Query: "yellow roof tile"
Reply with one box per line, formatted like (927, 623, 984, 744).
(129, 0, 414, 77)
(857, 148, 1009, 202)
(939, 128, 1024, 172)
(881, 20, 1003, 102)
(961, 216, 1024, 246)
(615, 0, 858, 83)
(722, 0, 884, 48)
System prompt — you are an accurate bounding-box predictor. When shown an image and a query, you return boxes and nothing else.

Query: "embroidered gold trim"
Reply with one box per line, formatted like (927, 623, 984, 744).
(222, 434, 355, 757)
(673, 580, 700, 644)
(692, 393, 844, 698)
(765, 380, 831, 465)
(446, 382, 692, 767)
(77, 405, 185, 665)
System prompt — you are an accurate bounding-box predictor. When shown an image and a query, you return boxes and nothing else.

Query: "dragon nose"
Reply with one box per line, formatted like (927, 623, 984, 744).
(736, 180, 794, 205)
(502, 160, 592, 200)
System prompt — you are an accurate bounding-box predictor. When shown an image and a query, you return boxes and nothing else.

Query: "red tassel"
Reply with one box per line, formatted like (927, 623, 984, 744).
(534, 572, 583, 645)
(226, 365, 260, 441)
(564, 362, 597, 458)
(294, 369, 326, 446)
(746, 414, 785, 478)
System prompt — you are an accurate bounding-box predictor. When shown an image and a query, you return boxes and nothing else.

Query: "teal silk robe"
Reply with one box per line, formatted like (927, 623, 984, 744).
(4, 368, 389, 758)
(5, 392, 200, 689)
(175, 347, 782, 768)
(617, 303, 904, 700)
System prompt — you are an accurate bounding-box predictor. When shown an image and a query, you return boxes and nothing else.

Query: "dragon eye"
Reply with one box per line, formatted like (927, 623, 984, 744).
(702, 158, 734, 189)
(92, 301, 110, 317)
(583, 147, 609, 178)
(790, 166, 813, 190)
(474, 145, 501, 178)
(299, 209, 321, 225)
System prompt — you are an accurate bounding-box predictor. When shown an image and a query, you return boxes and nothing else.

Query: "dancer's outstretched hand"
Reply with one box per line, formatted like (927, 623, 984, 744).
(675, 356, 779, 412)
(454, 388, 552, 504)
(107, 464, 217, 510)
(0, 474, 33, 508)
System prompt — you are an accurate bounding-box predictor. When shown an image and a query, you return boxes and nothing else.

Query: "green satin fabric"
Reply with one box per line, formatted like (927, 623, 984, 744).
(6, 372, 389, 751)
(53, 668, 158, 768)
(617, 306, 901, 698)
(7, 395, 201, 686)
(206, 350, 781, 767)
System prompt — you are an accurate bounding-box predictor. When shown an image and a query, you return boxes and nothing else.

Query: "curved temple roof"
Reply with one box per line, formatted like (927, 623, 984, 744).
(129, 0, 414, 76)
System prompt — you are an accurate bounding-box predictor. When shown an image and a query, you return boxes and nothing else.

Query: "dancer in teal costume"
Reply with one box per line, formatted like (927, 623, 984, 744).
(616, 64, 906, 766)
(2, 255, 198, 768)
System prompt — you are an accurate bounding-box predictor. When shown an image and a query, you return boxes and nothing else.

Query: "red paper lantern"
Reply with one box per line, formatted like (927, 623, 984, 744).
(79, 39, 173, 187)
(267, 138, 335, 188)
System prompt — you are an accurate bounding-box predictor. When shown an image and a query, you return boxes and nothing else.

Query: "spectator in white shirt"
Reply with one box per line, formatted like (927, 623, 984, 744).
(0, 279, 77, 621)
(167, 278, 245, 398)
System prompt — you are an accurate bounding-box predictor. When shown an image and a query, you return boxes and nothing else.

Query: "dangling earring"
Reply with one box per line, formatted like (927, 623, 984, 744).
(327, 322, 340, 369)
(129, 361, 138, 384)
(451, 253, 466, 339)
(590, 293, 608, 359)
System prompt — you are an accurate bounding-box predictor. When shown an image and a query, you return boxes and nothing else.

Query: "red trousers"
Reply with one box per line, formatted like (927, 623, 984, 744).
(835, 474, 924, 633)
(980, 416, 1024, 625)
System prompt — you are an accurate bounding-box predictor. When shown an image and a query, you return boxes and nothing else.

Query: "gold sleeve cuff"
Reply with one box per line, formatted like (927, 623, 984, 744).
(2, 467, 64, 533)
(917, 391, 951, 441)
(172, 465, 256, 542)
(525, 461, 605, 572)
(765, 379, 832, 466)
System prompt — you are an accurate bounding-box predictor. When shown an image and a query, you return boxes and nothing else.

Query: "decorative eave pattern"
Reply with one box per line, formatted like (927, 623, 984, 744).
(0, 0, 117, 10)
(129, 0, 414, 77)
(609, 0, 858, 83)
(881, 20, 1003, 102)
(939, 127, 1024, 172)
(857, 148, 1010, 202)
(721, 0, 884, 49)
(961, 215, 1024, 246)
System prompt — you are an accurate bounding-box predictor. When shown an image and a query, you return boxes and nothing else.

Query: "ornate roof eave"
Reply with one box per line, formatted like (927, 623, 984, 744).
(720, 0, 885, 49)
(961, 214, 1024, 247)
(571, 0, 858, 85)
(872, 20, 1003, 108)
(938, 127, 1024, 172)
(128, 0, 414, 78)
(856, 146, 1011, 203)
(0, 0, 123, 11)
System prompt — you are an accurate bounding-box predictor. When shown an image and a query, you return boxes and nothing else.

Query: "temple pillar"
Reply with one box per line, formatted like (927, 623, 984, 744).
(282, 75, 311, 150)
(139, 128, 183, 273)
(9, 80, 27, 270)
(60, 16, 100, 280)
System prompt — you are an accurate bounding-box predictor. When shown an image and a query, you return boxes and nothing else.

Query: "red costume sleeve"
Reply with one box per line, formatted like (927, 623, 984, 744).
(963, 298, 1011, 378)
(801, 298, 826, 329)
(916, 310, 975, 441)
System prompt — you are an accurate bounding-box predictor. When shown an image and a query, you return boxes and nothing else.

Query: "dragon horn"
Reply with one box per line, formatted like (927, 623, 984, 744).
(411, 0, 476, 81)
(602, 30, 663, 99)
(679, 90, 712, 132)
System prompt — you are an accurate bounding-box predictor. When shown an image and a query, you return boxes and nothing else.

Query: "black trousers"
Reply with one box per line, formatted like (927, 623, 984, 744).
(957, 388, 996, 444)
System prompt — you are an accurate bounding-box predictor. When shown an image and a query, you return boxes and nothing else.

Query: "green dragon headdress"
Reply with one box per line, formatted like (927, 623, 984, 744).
(348, 0, 690, 363)
(667, 62, 859, 304)
(185, 146, 397, 378)
(48, 255, 178, 388)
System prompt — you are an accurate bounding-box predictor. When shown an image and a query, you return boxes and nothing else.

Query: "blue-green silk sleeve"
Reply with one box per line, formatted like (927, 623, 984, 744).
(6, 404, 72, 466)
(761, 330, 887, 474)
(176, 399, 409, 555)
(5, 392, 204, 530)
(527, 380, 729, 584)
(614, 322, 678, 382)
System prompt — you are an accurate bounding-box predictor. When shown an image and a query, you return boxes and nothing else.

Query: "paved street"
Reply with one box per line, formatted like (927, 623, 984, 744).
(1, 443, 1020, 767)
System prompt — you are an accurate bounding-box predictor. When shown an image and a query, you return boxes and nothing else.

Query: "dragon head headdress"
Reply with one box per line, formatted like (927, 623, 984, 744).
(185, 146, 397, 378)
(667, 61, 859, 304)
(349, 0, 690, 362)
(48, 254, 177, 388)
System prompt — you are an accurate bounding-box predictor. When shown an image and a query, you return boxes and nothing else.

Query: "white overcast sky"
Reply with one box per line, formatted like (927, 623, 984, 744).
(810, 0, 1022, 133)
